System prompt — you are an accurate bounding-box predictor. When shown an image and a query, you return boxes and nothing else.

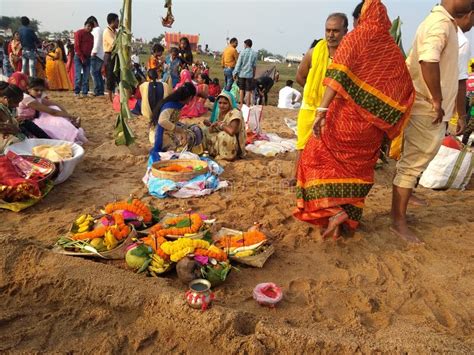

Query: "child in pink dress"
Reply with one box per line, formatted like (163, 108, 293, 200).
(18, 78, 87, 144)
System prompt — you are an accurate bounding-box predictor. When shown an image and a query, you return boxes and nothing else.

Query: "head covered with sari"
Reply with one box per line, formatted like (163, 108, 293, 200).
(8, 72, 28, 92)
(209, 90, 238, 123)
(324, 0, 415, 139)
(174, 69, 193, 90)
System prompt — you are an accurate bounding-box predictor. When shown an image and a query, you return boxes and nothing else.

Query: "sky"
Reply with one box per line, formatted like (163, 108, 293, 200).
(2, 0, 474, 57)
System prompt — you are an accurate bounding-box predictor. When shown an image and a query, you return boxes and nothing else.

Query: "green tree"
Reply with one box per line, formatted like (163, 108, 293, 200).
(0, 16, 40, 33)
(257, 48, 273, 60)
(150, 34, 164, 44)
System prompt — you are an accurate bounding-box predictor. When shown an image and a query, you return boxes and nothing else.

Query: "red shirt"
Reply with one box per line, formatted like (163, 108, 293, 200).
(74, 29, 94, 62)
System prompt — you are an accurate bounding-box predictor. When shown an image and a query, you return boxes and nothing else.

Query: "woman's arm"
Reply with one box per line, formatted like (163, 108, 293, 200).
(27, 100, 73, 118)
(197, 84, 208, 99)
(41, 98, 68, 113)
(313, 86, 337, 138)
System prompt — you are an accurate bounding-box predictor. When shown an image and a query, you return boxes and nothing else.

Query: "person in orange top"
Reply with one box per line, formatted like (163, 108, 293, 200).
(148, 43, 165, 79)
(221, 37, 238, 91)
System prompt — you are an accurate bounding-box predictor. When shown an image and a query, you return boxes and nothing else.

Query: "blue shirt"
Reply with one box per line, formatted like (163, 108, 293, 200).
(19, 26, 39, 51)
(233, 47, 257, 79)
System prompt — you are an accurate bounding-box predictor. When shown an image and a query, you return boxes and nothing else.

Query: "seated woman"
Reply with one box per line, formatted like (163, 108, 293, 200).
(140, 69, 171, 120)
(174, 69, 193, 90)
(202, 92, 246, 161)
(208, 78, 221, 102)
(149, 82, 202, 163)
(181, 73, 209, 118)
(17, 78, 87, 144)
(0, 82, 24, 153)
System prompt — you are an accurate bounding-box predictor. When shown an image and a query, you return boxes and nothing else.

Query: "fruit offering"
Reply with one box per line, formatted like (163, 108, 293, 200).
(104, 199, 153, 223)
(72, 214, 95, 234)
(216, 230, 267, 250)
(148, 213, 204, 238)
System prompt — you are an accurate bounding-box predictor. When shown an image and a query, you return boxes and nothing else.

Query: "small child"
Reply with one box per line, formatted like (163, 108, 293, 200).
(148, 43, 165, 79)
(162, 47, 181, 88)
(208, 78, 221, 102)
(18, 78, 87, 144)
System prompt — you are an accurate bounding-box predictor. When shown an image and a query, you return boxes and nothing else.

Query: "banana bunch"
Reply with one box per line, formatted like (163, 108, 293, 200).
(148, 253, 171, 276)
(103, 230, 118, 250)
(74, 214, 94, 233)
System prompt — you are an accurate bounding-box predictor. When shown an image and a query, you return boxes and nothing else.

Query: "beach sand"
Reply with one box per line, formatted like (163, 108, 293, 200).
(1, 92, 473, 353)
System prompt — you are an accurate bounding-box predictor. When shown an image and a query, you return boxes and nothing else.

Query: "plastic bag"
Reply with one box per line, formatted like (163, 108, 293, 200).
(253, 282, 283, 307)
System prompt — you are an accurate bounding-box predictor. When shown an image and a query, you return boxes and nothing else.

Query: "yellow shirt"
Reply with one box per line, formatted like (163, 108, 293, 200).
(406, 5, 459, 121)
(221, 45, 238, 68)
(103, 26, 116, 53)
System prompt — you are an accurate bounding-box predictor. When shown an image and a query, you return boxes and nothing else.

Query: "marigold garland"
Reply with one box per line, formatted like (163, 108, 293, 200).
(104, 199, 152, 223)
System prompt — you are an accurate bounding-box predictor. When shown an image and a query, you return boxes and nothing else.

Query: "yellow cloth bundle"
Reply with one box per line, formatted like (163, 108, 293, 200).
(32, 144, 73, 163)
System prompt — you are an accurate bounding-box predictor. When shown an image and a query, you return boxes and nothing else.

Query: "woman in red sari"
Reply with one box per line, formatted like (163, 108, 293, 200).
(294, 0, 415, 239)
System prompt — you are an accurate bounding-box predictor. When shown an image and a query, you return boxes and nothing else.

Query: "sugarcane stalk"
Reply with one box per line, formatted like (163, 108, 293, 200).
(114, 0, 138, 146)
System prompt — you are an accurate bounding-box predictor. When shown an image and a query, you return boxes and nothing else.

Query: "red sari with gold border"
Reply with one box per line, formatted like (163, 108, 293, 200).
(294, 0, 415, 230)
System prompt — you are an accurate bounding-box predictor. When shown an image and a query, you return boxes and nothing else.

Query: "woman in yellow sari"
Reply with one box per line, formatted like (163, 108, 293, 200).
(45, 40, 72, 90)
(202, 91, 246, 161)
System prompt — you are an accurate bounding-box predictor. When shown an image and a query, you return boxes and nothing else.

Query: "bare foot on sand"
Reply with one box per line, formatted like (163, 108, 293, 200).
(323, 211, 348, 240)
(409, 194, 428, 207)
(390, 223, 424, 245)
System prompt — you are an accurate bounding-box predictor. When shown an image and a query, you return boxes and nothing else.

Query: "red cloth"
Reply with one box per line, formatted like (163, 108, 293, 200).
(8, 72, 29, 91)
(208, 83, 221, 98)
(74, 29, 94, 62)
(0, 156, 41, 202)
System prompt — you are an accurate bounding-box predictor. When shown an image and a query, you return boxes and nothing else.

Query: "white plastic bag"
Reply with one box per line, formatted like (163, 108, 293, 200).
(241, 104, 263, 134)
(419, 146, 473, 190)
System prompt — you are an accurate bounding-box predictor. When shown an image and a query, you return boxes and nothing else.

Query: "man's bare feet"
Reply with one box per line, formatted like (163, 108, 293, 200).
(322, 211, 348, 240)
(390, 223, 424, 245)
(409, 194, 428, 207)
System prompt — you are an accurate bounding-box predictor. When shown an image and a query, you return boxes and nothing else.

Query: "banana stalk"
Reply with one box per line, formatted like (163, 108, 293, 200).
(390, 16, 406, 58)
(113, 0, 138, 146)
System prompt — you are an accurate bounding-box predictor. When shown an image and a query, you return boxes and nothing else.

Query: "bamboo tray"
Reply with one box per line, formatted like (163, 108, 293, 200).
(151, 159, 208, 182)
(52, 228, 137, 260)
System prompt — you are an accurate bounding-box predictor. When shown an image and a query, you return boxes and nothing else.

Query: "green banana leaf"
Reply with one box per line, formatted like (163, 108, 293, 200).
(390, 16, 406, 58)
(113, 0, 138, 146)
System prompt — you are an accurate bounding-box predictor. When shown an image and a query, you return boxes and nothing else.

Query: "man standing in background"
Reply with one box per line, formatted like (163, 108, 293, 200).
(221, 37, 238, 91)
(74, 18, 95, 98)
(19, 16, 39, 77)
(89, 16, 105, 97)
(103, 13, 119, 101)
(233, 39, 257, 106)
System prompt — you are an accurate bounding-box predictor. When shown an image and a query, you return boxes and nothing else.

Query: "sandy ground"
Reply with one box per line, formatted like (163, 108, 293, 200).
(1, 91, 473, 354)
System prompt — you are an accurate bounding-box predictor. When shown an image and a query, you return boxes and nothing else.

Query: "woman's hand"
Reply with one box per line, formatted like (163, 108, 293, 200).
(313, 110, 327, 138)
(203, 119, 212, 127)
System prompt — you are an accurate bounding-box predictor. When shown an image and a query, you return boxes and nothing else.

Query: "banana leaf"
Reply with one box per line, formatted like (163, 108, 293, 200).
(113, 0, 138, 146)
(390, 16, 406, 58)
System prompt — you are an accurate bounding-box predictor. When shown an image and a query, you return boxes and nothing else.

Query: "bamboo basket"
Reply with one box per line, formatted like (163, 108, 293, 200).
(52, 228, 137, 260)
(151, 159, 208, 182)
(215, 228, 274, 268)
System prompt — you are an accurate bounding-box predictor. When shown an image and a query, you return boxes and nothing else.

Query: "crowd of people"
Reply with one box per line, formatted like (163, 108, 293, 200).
(1, 0, 474, 245)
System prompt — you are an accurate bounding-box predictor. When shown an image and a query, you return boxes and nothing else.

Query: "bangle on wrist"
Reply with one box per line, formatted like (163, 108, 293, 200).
(317, 107, 328, 112)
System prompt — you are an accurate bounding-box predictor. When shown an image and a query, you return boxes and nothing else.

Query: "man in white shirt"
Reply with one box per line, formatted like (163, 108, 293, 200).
(88, 16, 105, 96)
(278, 80, 301, 109)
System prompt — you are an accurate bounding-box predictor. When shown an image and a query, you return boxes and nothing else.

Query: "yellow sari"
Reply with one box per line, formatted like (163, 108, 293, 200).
(296, 40, 330, 150)
(45, 48, 72, 90)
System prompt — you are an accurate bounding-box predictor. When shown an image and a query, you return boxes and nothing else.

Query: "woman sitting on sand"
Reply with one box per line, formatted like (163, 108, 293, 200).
(45, 40, 72, 91)
(149, 82, 204, 163)
(181, 73, 210, 119)
(202, 91, 246, 161)
(0, 82, 24, 153)
(17, 78, 87, 144)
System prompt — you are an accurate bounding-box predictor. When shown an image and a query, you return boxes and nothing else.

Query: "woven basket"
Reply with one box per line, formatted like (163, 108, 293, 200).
(151, 159, 208, 182)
